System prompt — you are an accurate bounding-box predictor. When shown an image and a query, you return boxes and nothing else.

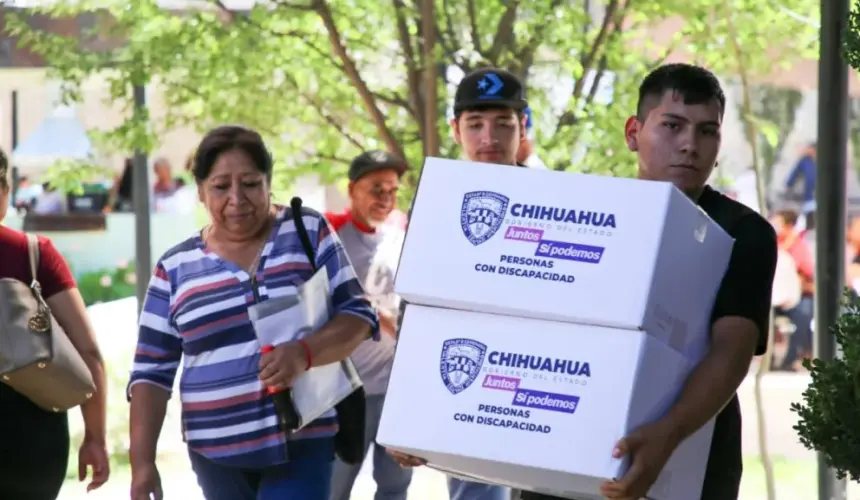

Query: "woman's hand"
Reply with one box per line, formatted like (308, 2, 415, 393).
(259, 341, 308, 391)
(130, 462, 163, 500)
(387, 449, 427, 468)
(78, 437, 110, 492)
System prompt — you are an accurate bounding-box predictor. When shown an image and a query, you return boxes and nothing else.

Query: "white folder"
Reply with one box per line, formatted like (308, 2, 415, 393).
(249, 266, 363, 430)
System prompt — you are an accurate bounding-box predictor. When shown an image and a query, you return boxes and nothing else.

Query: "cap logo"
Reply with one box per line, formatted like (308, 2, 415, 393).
(477, 73, 504, 98)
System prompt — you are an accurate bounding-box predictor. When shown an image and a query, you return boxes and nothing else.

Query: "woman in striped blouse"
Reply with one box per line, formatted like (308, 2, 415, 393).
(128, 125, 380, 500)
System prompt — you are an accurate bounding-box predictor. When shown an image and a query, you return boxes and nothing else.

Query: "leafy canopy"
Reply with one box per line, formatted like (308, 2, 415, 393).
(5, 0, 819, 201)
(849, 2, 860, 72)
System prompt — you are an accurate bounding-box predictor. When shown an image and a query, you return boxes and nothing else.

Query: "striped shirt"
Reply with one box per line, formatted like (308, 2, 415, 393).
(128, 205, 380, 468)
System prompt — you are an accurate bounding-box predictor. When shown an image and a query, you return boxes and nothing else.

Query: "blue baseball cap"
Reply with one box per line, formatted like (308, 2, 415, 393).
(454, 68, 528, 113)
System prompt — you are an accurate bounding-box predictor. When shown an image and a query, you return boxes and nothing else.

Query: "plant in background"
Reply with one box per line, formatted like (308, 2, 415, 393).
(791, 290, 860, 481)
(42, 158, 112, 196)
(77, 261, 137, 306)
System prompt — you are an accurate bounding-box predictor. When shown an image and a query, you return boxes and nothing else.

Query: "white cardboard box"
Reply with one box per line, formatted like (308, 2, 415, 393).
(378, 305, 714, 500)
(395, 158, 734, 358)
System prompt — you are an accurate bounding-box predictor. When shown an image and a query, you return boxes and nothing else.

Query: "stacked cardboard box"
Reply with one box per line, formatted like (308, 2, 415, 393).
(378, 158, 735, 500)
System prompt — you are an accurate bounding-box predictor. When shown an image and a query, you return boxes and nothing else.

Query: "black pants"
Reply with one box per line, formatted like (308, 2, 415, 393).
(0, 383, 70, 500)
(519, 466, 740, 500)
(519, 432, 741, 500)
(780, 295, 814, 368)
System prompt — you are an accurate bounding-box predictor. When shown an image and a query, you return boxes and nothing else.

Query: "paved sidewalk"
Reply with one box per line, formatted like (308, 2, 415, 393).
(60, 458, 860, 500)
(60, 372, 860, 499)
(60, 462, 450, 499)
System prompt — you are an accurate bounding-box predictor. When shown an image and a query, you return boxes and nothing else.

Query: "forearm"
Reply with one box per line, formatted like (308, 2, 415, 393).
(80, 352, 108, 443)
(379, 311, 397, 337)
(662, 341, 753, 443)
(129, 383, 170, 467)
(304, 313, 372, 366)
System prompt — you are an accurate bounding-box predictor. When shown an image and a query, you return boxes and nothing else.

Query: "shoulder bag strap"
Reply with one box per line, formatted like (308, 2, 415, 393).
(290, 197, 318, 272)
(26, 234, 41, 287)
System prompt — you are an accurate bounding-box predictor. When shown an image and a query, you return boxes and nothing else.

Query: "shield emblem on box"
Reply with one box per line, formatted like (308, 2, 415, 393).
(440, 338, 487, 395)
(460, 191, 509, 246)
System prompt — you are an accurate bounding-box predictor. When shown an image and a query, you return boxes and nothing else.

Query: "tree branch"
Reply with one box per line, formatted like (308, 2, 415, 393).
(647, 31, 685, 71)
(372, 90, 414, 113)
(435, 24, 467, 74)
(236, 15, 343, 74)
(487, 1, 519, 66)
(308, 151, 353, 165)
(302, 94, 366, 150)
(584, 56, 607, 106)
(573, 0, 619, 98)
(272, 0, 317, 10)
(516, 0, 563, 75)
(211, 0, 235, 20)
(312, 0, 404, 158)
(392, 0, 425, 143)
(466, 0, 483, 55)
(556, 0, 629, 132)
(269, 70, 366, 150)
(439, 0, 467, 72)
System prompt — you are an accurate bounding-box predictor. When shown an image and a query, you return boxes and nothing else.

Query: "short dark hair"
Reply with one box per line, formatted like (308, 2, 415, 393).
(636, 63, 726, 121)
(192, 125, 273, 183)
(776, 208, 799, 227)
(0, 147, 7, 191)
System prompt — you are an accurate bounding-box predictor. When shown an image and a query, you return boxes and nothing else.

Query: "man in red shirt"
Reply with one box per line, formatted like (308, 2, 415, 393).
(326, 151, 413, 500)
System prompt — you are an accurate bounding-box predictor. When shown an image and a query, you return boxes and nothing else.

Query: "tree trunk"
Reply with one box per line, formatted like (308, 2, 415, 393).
(723, 4, 776, 500)
(421, 0, 440, 157)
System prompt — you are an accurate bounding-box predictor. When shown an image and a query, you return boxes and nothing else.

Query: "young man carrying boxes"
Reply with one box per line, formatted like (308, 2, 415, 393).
(521, 64, 778, 500)
(387, 66, 533, 500)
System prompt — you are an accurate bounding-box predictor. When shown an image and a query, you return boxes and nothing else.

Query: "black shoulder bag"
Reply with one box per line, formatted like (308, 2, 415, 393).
(290, 197, 367, 465)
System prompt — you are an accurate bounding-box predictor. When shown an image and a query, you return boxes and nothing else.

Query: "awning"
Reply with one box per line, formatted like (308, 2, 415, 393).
(11, 106, 94, 175)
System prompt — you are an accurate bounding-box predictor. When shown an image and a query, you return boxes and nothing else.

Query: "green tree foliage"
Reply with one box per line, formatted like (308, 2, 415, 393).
(681, 1, 817, 176)
(4, 0, 818, 203)
(847, 2, 860, 71)
(4, 0, 685, 199)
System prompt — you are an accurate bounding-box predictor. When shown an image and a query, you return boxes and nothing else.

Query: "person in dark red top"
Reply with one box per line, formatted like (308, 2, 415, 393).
(0, 149, 111, 499)
(770, 209, 815, 370)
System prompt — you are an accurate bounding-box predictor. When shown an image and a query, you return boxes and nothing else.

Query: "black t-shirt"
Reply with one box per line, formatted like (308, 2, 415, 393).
(696, 185, 776, 499)
(522, 186, 777, 500)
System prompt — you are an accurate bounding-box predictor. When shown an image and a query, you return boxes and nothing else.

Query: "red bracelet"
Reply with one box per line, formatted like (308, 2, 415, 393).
(298, 339, 312, 371)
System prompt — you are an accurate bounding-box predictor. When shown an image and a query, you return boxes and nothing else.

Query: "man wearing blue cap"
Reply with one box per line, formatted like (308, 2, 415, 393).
(388, 66, 534, 500)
